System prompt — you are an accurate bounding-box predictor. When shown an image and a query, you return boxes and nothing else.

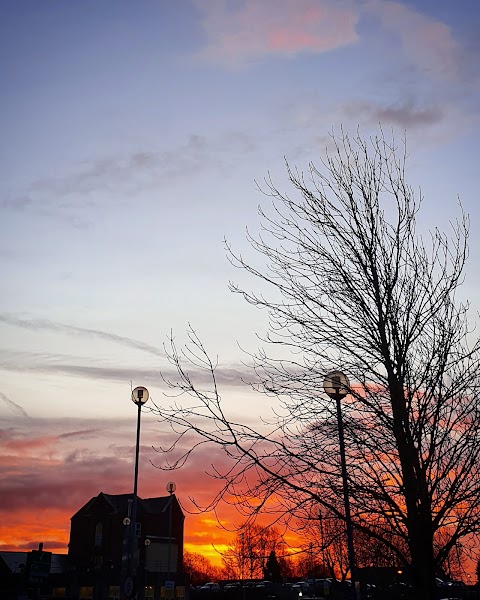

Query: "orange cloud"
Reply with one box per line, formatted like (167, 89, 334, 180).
(0, 509, 70, 552)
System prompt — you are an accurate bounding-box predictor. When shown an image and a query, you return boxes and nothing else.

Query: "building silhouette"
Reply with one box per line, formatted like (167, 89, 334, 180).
(69, 492, 184, 574)
(0, 491, 186, 600)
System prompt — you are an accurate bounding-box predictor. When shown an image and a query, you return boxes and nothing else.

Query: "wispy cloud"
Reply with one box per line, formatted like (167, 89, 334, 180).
(193, 0, 359, 67)
(1, 132, 257, 224)
(0, 348, 252, 389)
(344, 99, 444, 128)
(0, 355, 162, 384)
(0, 391, 29, 418)
(365, 0, 460, 80)
(0, 314, 256, 389)
(1, 135, 210, 214)
(0, 314, 164, 357)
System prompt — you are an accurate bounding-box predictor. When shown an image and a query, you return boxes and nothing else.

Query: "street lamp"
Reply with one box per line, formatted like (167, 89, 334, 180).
(166, 481, 176, 583)
(323, 371, 357, 599)
(130, 387, 150, 586)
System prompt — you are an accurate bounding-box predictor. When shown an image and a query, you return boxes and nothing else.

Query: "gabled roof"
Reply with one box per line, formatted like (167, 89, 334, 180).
(71, 492, 179, 520)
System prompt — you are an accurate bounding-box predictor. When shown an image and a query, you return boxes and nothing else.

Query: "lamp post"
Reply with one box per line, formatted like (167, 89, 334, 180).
(166, 481, 176, 583)
(130, 387, 150, 591)
(323, 371, 357, 599)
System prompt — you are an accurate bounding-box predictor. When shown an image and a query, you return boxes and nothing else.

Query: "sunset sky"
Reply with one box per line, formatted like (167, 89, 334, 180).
(1, 0, 480, 569)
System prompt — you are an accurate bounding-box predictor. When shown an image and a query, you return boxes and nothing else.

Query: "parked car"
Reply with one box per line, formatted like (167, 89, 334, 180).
(224, 582, 241, 591)
(256, 581, 275, 591)
(291, 581, 312, 596)
(200, 583, 221, 593)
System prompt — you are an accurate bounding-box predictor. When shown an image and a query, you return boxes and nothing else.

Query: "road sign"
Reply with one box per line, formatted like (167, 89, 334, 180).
(26, 549, 52, 584)
(124, 576, 136, 598)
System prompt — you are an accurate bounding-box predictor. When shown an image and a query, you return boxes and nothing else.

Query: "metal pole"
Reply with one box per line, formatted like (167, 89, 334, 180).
(132, 400, 142, 531)
(335, 394, 357, 600)
(122, 387, 149, 600)
(130, 400, 142, 596)
(167, 489, 173, 581)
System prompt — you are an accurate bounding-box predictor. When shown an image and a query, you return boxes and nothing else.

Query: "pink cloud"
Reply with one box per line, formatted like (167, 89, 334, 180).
(193, 0, 359, 66)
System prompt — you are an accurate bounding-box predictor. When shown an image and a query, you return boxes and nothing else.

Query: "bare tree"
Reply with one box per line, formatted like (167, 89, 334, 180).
(151, 129, 480, 600)
(220, 523, 284, 580)
(183, 551, 223, 586)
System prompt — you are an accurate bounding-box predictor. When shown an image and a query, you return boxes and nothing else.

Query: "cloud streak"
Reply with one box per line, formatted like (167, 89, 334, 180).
(0, 391, 29, 418)
(344, 99, 444, 128)
(0, 314, 255, 389)
(0, 352, 253, 390)
(0, 314, 164, 357)
(1, 132, 257, 224)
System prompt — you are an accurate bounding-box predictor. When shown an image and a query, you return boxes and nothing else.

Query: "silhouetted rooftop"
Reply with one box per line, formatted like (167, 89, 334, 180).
(71, 492, 175, 520)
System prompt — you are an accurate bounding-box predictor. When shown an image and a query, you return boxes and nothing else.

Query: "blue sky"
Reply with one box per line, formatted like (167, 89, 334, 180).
(1, 0, 480, 561)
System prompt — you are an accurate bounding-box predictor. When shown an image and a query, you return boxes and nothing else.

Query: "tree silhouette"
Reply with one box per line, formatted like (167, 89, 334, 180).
(183, 551, 222, 586)
(264, 550, 281, 582)
(152, 129, 480, 600)
(220, 523, 284, 580)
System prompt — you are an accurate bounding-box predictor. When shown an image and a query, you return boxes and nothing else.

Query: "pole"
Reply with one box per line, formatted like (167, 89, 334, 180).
(130, 400, 142, 597)
(335, 394, 357, 600)
(122, 387, 149, 600)
(132, 400, 142, 535)
(167, 489, 173, 581)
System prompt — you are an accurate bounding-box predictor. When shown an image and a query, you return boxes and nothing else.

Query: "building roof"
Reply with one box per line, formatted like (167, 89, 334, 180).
(71, 492, 180, 520)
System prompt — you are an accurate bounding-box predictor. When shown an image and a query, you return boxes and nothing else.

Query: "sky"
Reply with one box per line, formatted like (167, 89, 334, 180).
(1, 0, 480, 570)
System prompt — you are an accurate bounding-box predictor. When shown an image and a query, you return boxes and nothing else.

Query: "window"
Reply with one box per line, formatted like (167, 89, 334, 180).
(135, 522, 141, 537)
(144, 586, 154, 600)
(94, 522, 103, 547)
(80, 587, 93, 600)
(109, 586, 120, 600)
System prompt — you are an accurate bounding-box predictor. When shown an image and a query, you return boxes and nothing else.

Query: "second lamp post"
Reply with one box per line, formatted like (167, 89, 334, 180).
(323, 371, 357, 598)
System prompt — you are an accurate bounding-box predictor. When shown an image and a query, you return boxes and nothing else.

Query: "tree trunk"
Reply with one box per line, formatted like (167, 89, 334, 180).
(389, 380, 436, 600)
(409, 519, 436, 600)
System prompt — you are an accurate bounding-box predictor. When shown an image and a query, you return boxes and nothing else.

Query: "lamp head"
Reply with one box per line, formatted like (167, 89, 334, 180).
(132, 386, 149, 405)
(323, 371, 350, 399)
